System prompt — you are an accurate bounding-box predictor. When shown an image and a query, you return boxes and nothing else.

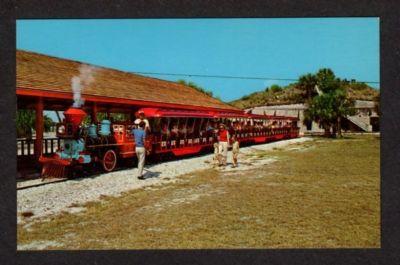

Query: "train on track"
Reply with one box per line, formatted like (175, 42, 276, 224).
(39, 106, 300, 178)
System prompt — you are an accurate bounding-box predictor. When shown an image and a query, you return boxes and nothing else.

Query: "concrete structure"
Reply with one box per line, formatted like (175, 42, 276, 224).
(248, 100, 379, 134)
(347, 100, 379, 132)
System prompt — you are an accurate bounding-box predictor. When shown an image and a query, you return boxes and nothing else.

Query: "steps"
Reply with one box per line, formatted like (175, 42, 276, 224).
(346, 115, 372, 132)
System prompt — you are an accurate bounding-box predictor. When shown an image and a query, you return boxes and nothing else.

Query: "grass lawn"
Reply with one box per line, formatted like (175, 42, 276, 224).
(18, 135, 380, 249)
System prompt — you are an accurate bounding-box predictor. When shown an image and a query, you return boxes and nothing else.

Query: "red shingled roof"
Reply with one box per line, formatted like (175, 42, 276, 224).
(16, 50, 240, 112)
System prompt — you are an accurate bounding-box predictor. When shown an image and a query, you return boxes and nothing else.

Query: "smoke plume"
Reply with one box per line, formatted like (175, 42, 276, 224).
(71, 64, 97, 108)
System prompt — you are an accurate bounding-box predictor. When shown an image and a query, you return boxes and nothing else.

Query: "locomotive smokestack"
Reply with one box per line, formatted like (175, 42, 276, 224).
(64, 107, 87, 127)
(71, 64, 97, 108)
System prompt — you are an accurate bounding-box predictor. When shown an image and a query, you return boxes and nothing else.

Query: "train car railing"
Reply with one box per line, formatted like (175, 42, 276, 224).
(17, 126, 299, 157)
(17, 137, 61, 157)
(148, 126, 299, 153)
(153, 133, 214, 152)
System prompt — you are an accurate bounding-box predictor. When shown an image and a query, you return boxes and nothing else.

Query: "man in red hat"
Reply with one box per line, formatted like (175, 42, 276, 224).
(134, 110, 150, 132)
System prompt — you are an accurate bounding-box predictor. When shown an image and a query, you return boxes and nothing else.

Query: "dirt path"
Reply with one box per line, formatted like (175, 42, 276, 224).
(18, 137, 312, 224)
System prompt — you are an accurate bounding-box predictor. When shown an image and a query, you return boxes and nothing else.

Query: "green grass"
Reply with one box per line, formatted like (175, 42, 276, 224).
(18, 135, 380, 249)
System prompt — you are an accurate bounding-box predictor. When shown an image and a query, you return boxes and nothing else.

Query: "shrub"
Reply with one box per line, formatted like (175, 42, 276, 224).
(270, 84, 283, 93)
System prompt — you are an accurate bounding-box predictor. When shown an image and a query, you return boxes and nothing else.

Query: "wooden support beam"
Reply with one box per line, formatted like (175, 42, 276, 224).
(91, 102, 98, 123)
(34, 97, 44, 162)
(130, 111, 136, 122)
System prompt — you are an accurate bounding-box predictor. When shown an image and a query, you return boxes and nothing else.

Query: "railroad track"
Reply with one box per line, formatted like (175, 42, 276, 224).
(16, 152, 205, 191)
(16, 162, 146, 191)
(17, 178, 69, 190)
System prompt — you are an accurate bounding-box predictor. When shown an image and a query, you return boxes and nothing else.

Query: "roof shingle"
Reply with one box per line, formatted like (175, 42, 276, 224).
(17, 50, 239, 111)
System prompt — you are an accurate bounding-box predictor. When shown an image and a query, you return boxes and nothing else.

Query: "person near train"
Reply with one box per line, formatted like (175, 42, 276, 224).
(161, 122, 170, 137)
(227, 120, 235, 136)
(206, 122, 215, 132)
(178, 123, 187, 135)
(134, 110, 150, 132)
(231, 134, 240, 168)
(206, 123, 218, 164)
(171, 123, 179, 136)
(213, 138, 219, 164)
(132, 121, 147, 180)
(217, 123, 230, 167)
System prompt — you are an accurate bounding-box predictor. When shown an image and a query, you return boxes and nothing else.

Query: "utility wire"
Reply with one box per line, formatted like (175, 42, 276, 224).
(131, 71, 380, 85)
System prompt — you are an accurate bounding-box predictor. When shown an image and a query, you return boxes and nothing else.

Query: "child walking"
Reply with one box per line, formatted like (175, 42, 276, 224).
(231, 134, 240, 168)
(213, 141, 219, 164)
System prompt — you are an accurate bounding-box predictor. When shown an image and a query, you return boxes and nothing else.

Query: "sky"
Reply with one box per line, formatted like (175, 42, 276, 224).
(17, 18, 379, 103)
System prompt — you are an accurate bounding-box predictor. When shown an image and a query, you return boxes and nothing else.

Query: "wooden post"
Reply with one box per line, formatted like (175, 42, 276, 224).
(55, 111, 62, 123)
(34, 97, 44, 162)
(91, 102, 98, 123)
(130, 111, 136, 122)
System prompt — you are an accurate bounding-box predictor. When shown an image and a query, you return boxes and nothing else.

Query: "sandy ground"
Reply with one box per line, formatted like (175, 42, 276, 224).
(18, 240, 63, 251)
(17, 137, 312, 225)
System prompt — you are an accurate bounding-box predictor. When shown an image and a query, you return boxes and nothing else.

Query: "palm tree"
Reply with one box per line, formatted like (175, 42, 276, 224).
(304, 85, 355, 138)
(297, 73, 318, 102)
(304, 93, 335, 136)
(16, 109, 35, 139)
(16, 109, 54, 138)
(315, 68, 340, 93)
(331, 88, 356, 137)
(298, 73, 318, 130)
(314, 69, 355, 137)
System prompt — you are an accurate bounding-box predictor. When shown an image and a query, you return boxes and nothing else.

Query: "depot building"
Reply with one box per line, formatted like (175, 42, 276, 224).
(16, 50, 241, 171)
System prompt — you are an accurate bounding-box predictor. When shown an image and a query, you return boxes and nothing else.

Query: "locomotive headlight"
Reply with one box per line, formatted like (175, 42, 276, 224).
(58, 125, 66, 134)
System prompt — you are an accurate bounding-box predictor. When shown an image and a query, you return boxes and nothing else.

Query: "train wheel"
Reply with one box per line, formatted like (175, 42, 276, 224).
(102, 149, 117, 172)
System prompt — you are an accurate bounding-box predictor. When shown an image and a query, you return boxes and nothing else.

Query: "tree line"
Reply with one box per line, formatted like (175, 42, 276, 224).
(234, 68, 379, 138)
(177, 79, 221, 100)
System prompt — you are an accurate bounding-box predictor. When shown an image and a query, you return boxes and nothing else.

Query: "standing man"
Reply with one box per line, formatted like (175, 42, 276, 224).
(218, 123, 230, 167)
(132, 121, 146, 180)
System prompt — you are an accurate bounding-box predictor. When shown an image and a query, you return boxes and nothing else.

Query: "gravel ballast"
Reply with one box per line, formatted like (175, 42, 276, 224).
(17, 137, 312, 223)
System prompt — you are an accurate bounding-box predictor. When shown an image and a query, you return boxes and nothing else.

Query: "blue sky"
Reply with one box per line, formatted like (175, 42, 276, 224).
(17, 18, 379, 103)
